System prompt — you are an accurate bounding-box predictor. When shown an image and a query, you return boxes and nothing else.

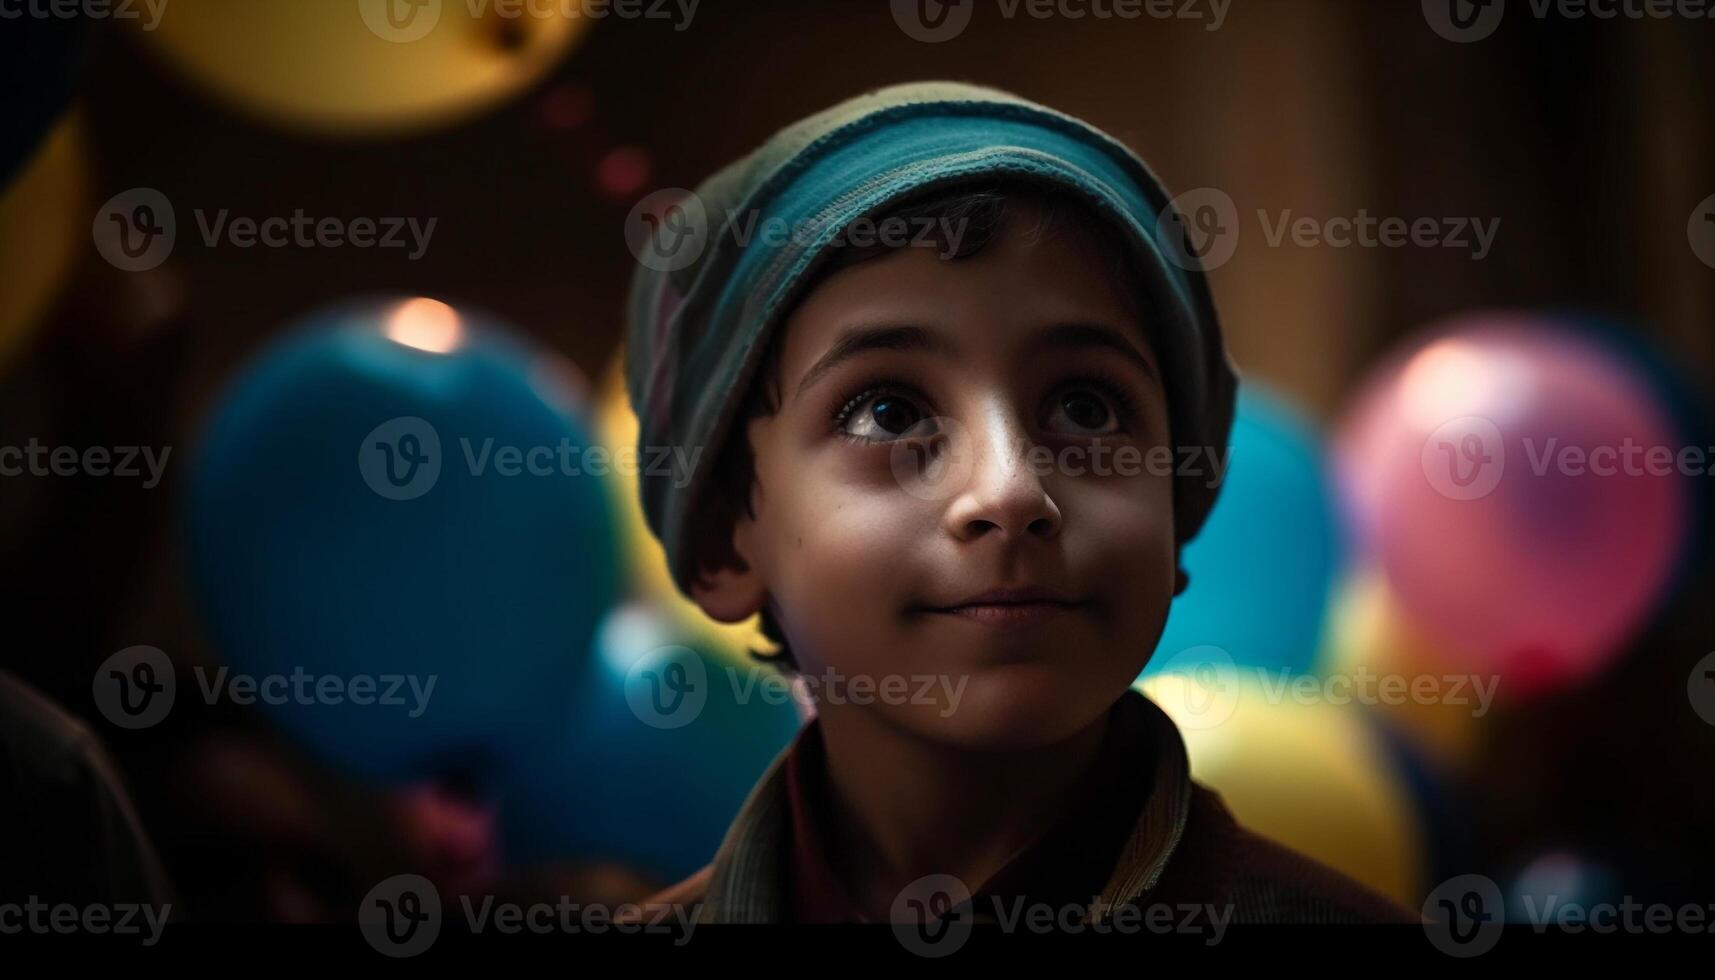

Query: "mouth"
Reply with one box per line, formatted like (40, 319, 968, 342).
(920, 587, 1092, 631)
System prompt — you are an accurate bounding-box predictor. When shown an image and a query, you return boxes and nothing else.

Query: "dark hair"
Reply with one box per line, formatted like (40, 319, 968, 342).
(686, 181, 1151, 675)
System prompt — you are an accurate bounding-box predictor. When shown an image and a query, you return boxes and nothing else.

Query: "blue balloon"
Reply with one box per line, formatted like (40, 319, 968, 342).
(1506, 852, 1621, 924)
(184, 297, 620, 784)
(498, 603, 803, 881)
(1144, 384, 1344, 677)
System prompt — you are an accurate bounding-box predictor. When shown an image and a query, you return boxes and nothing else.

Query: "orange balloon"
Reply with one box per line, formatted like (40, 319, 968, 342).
(1325, 568, 1487, 766)
(0, 111, 87, 371)
(136, 0, 590, 136)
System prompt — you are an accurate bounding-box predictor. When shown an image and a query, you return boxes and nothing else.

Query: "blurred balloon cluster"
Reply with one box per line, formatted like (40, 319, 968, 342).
(170, 295, 1704, 910)
(181, 297, 801, 888)
(4, 3, 1706, 910)
(1142, 310, 1702, 910)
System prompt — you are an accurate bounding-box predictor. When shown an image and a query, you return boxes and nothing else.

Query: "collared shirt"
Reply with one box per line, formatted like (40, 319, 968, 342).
(687, 687, 1199, 925)
(636, 687, 1417, 926)
(784, 690, 1157, 924)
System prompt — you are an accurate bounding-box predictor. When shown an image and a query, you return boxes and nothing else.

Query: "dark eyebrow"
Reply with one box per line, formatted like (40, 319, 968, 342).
(794, 324, 953, 401)
(1029, 322, 1159, 383)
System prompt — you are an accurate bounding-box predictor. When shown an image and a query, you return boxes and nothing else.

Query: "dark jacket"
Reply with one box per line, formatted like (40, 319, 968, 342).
(633, 689, 1417, 926)
(0, 670, 175, 908)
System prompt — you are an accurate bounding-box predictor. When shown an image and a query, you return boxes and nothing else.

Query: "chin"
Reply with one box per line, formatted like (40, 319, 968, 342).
(903, 665, 1120, 752)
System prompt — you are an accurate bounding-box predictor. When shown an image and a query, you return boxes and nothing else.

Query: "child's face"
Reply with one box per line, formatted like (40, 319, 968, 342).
(698, 203, 1178, 749)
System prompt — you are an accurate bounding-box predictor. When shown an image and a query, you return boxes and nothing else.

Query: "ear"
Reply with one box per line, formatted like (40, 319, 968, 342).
(1173, 566, 1189, 597)
(688, 516, 770, 624)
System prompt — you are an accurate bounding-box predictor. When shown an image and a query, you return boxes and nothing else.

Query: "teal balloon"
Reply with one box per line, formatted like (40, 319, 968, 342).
(184, 297, 620, 784)
(1144, 385, 1343, 676)
(498, 604, 803, 881)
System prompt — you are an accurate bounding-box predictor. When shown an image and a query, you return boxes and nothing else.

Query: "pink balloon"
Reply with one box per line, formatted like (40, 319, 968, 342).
(1335, 314, 1689, 696)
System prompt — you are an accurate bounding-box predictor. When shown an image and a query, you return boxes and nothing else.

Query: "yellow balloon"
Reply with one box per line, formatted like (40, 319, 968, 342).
(136, 0, 589, 136)
(1139, 672, 1427, 909)
(1325, 568, 1484, 766)
(594, 352, 766, 669)
(0, 111, 88, 371)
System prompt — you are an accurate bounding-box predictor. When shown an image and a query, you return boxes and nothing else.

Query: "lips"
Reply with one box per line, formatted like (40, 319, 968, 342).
(924, 586, 1090, 630)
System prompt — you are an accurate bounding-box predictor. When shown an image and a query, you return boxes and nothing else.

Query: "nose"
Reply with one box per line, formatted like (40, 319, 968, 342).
(941, 405, 1062, 544)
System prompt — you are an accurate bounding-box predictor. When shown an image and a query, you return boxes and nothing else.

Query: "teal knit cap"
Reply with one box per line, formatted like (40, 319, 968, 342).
(625, 81, 1238, 596)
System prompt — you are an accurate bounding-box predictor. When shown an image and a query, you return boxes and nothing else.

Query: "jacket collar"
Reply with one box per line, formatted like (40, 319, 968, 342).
(697, 686, 1194, 924)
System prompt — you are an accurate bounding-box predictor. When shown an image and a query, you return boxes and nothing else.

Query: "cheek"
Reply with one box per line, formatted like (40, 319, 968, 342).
(1061, 470, 1177, 619)
(754, 456, 930, 674)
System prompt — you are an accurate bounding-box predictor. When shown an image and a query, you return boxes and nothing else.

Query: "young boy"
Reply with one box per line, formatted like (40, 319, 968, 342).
(622, 81, 1413, 927)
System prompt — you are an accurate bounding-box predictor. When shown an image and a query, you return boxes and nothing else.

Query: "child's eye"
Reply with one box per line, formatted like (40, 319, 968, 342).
(834, 384, 933, 443)
(1044, 377, 1137, 436)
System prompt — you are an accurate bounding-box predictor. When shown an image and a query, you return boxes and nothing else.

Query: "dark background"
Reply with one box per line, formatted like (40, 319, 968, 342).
(2, 0, 1713, 921)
